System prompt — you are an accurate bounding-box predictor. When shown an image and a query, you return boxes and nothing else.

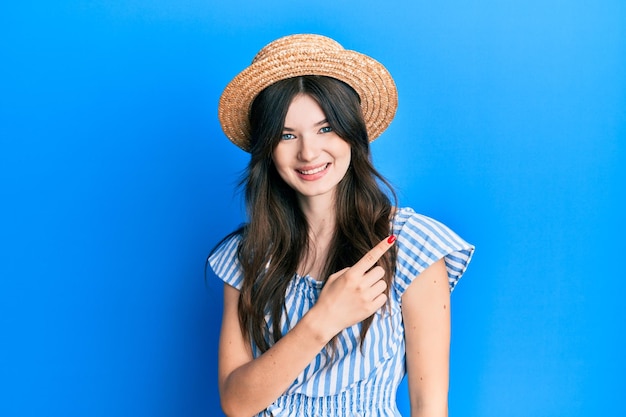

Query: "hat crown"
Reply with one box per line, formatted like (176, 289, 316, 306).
(252, 34, 344, 64)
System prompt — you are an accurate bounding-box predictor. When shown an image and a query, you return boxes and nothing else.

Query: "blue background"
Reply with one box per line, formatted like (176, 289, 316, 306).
(1, 1, 624, 416)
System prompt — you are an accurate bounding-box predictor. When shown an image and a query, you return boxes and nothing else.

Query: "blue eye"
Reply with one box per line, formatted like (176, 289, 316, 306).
(281, 133, 296, 140)
(319, 126, 333, 133)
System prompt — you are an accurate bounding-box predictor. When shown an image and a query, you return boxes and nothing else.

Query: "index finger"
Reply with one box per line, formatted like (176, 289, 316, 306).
(351, 235, 396, 274)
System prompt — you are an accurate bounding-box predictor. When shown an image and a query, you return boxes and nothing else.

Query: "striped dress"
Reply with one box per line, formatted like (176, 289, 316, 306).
(209, 207, 474, 416)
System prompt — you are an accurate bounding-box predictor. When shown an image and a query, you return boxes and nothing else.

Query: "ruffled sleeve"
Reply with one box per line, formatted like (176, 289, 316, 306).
(392, 207, 474, 298)
(208, 234, 244, 290)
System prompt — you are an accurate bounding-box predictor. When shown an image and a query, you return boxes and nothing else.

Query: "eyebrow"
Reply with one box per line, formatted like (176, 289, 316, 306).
(283, 119, 328, 131)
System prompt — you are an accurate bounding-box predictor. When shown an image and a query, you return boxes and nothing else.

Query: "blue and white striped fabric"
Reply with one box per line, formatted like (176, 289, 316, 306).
(209, 207, 474, 416)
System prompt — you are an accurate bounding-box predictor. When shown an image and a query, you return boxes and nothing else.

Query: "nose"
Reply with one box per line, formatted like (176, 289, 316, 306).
(297, 135, 320, 161)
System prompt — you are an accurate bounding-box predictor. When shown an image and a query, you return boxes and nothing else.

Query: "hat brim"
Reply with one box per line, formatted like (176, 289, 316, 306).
(218, 46, 397, 152)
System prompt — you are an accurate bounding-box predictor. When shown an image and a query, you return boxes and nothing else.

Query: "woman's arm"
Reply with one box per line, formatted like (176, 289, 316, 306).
(402, 258, 451, 417)
(218, 236, 395, 417)
(218, 284, 332, 417)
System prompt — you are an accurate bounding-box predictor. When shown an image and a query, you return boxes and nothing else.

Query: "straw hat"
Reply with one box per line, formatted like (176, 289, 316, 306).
(218, 34, 398, 152)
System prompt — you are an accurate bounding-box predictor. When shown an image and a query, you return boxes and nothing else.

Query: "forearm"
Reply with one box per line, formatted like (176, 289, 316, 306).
(220, 307, 333, 417)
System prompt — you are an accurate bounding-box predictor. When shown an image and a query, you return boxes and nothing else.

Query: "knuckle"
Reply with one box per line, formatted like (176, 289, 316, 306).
(363, 253, 376, 264)
(343, 269, 357, 281)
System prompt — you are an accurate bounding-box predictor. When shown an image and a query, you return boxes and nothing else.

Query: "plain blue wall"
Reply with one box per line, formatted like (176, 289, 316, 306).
(1, 1, 624, 416)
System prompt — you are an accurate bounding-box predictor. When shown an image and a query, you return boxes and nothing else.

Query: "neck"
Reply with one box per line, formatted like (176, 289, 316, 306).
(296, 195, 336, 280)
(297, 194, 336, 239)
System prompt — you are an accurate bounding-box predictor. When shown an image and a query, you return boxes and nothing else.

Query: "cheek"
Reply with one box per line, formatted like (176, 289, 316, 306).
(335, 147, 352, 180)
(338, 142, 352, 165)
(343, 155, 352, 175)
(271, 149, 291, 178)
(271, 147, 284, 169)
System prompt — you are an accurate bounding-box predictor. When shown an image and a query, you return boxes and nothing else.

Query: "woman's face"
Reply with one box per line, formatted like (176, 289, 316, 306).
(272, 94, 351, 205)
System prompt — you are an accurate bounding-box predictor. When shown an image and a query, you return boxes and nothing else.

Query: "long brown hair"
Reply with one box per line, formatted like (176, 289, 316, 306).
(235, 75, 396, 352)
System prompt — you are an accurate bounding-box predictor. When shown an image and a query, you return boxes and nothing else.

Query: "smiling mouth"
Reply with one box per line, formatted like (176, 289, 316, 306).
(297, 163, 330, 175)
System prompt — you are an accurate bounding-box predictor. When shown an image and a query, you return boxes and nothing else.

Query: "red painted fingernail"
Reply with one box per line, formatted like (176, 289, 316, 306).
(387, 235, 396, 244)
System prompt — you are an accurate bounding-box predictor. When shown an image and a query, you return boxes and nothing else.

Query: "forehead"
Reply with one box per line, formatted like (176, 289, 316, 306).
(283, 94, 326, 128)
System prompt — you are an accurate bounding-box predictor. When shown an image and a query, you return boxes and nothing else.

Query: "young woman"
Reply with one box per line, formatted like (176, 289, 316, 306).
(209, 34, 474, 417)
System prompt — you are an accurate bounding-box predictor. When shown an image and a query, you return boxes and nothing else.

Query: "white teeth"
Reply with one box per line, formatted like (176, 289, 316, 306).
(299, 164, 328, 175)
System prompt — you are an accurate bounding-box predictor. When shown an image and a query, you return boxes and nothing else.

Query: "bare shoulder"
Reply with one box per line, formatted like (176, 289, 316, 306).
(402, 258, 449, 305)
